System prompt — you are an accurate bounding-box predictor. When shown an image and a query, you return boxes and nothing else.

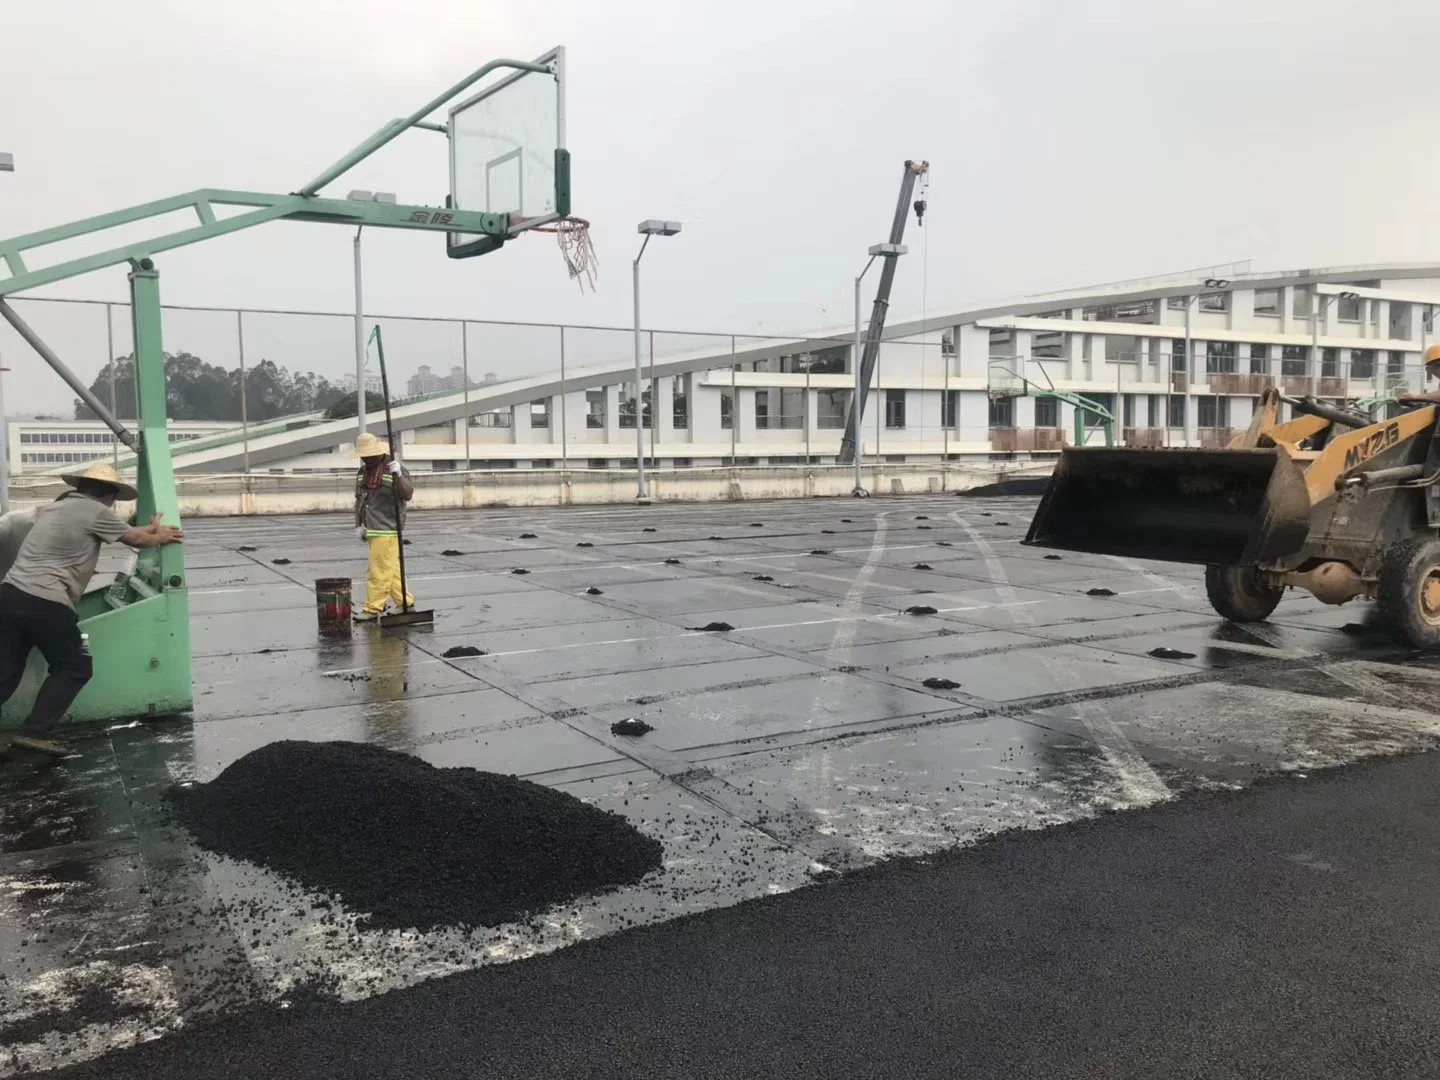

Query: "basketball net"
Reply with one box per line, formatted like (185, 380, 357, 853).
(533, 217, 598, 292)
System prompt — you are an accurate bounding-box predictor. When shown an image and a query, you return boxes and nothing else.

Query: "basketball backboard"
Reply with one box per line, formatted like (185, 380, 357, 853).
(447, 46, 568, 258)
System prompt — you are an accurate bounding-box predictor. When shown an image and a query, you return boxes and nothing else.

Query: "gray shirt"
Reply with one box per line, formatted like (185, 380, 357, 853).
(0, 508, 38, 582)
(3, 494, 129, 608)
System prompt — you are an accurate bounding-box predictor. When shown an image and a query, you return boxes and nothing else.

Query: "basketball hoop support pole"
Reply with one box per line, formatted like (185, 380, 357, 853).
(0, 53, 571, 728)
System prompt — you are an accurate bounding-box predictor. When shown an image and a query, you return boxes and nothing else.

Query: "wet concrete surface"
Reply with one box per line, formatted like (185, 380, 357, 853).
(4, 494, 1440, 1074)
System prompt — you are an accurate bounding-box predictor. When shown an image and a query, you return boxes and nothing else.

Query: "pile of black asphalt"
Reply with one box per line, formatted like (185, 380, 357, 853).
(167, 741, 662, 933)
(71, 751, 1440, 1079)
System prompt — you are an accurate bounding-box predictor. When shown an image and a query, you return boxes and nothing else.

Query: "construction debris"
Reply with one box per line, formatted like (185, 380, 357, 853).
(905, 605, 938, 616)
(441, 550, 464, 557)
(1086, 588, 1116, 597)
(914, 563, 933, 571)
(1044, 555, 1063, 560)
(810, 549, 833, 556)
(610, 718, 654, 737)
(511, 568, 530, 575)
(271, 558, 291, 566)
(1148, 647, 1197, 660)
(237, 545, 257, 553)
(577, 542, 594, 548)
(665, 558, 681, 566)
(922, 677, 961, 690)
(167, 741, 663, 932)
(442, 646, 485, 658)
(585, 587, 604, 596)
(689, 622, 735, 632)
(519, 533, 538, 539)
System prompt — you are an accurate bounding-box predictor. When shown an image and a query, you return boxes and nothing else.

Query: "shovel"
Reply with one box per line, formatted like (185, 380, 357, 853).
(370, 325, 434, 628)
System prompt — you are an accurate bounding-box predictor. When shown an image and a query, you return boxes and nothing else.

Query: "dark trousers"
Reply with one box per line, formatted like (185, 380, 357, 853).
(0, 583, 93, 735)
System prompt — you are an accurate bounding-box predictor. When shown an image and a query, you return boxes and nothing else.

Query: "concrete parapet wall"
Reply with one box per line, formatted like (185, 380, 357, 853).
(7, 462, 1055, 518)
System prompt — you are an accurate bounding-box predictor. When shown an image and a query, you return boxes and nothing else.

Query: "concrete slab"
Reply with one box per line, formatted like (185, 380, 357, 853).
(13, 493, 1440, 1075)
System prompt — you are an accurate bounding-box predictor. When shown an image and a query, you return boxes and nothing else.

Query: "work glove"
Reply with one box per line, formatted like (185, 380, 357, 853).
(387, 460, 402, 476)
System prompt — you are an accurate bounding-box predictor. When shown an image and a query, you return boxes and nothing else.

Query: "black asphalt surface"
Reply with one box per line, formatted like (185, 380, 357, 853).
(53, 751, 1440, 1080)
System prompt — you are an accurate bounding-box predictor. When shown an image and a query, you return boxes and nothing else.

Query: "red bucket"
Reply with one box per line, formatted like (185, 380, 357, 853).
(316, 577, 353, 631)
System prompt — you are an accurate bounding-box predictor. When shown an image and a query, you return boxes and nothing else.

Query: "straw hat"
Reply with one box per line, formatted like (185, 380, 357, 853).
(349, 432, 390, 459)
(60, 461, 138, 501)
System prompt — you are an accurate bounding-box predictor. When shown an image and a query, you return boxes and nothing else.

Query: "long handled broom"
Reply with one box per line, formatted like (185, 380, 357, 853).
(370, 325, 434, 627)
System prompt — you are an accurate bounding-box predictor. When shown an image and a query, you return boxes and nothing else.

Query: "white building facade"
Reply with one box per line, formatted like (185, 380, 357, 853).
(14, 264, 1440, 478)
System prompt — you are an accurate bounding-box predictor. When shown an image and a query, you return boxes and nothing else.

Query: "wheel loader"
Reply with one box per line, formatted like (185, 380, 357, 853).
(1024, 388, 1440, 647)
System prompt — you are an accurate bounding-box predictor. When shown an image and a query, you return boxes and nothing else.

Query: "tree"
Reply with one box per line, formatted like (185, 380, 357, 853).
(76, 353, 347, 422)
(324, 390, 387, 421)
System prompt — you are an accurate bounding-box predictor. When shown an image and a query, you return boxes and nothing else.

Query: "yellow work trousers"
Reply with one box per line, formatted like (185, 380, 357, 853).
(362, 534, 416, 614)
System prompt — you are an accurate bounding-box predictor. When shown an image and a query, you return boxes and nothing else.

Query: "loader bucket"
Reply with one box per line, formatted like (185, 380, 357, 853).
(1024, 447, 1312, 566)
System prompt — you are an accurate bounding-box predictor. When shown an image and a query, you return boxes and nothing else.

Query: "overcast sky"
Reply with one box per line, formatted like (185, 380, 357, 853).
(3, 0, 1438, 414)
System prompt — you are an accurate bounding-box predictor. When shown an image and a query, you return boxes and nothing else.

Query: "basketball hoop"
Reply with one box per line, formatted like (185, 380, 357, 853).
(532, 216, 598, 292)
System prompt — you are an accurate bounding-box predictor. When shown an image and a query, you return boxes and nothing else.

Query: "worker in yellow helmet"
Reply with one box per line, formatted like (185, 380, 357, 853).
(351, 432, 416, 621)
(1396, 344, 1440, 404)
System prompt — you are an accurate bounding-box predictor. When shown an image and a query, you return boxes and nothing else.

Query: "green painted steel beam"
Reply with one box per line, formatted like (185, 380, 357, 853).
(0, 191, 508, 297)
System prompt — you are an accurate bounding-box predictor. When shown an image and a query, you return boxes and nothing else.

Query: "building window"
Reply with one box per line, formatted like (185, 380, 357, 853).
(586, 390, 606, 430)
(1293, 287, 1313, 318)
(942, 390, 961, 429)
(1033, 331, 1064, 359)
(1281, 345, 1308, 377)
(1166, 295, 1189, 311)
(885, 390, 906, 429)
(672, 458, 692, 468)
(1121, 395, 1135, 428)
(1204, 341, 1237, 374)
(720, 390, 733, 430)
(1389, 350, 1407, 374)
(530, 459, 554, 469)
(588, 458, 609, 469)
(988, 395, 1014, 428)
(1198, 291, 1230, 313)
(1337, 294, 1362, 322)
(529, 400, 550, 429)
(619, 385, 652, 429)
(1147, 395, 1161, 428)
(1167, 395, 1187, 428)
(1197, 396, 1230, 428)
(1351, 350, 1375, 379)
(804, 346, 849, 374)
(1391, 304, 1412, 340)
(1369, 300, 1381, 327)
(1253, 289, 1281, 316)
(1035, 396, 1059, 427)
(1249, 343, 1269, 374)
(1321, 348, 1339, 378)
(672, 376, 689, 430)
(471, 411, 512, 428)
(817, 389, 851, 429)
(755, 388, 804, 430)
(1171, 340, 1187, 372)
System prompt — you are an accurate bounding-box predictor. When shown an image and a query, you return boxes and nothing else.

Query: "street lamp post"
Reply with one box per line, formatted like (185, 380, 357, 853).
(347, 190, 396, 436)
(633, 219, 681, 502)
(853, 243, 907, 495)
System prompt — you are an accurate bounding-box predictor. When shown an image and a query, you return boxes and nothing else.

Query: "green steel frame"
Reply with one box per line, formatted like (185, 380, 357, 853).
(988, 362, 1116, 447)
(0, 54, 562, 728)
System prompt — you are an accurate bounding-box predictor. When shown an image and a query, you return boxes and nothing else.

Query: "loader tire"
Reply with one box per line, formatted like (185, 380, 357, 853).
(1205, 564, 1283, 623)
(1377, 537, 1440, 649)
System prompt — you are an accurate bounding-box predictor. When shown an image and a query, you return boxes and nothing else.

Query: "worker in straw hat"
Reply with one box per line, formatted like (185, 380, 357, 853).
(351, 431, 415, 621)
(0, 462, 183, 758)
(1396, 344, 1440, 405)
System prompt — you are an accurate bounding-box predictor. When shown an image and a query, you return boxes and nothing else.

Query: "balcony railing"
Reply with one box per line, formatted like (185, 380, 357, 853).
(1123, 427, 1165, 448)
(1197, 426, 1239, 448)
(990, 427, 1066, 452)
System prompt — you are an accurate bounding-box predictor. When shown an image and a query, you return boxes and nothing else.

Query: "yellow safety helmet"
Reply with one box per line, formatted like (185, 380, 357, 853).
(1426, 343, 1440, 367)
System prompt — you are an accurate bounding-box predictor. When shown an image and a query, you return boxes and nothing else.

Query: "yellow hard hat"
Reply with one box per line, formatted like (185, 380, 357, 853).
(1426, 344, 1440, 366)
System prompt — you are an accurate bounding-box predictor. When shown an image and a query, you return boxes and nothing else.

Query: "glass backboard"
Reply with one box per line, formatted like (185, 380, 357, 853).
(448, 46, 566, 257)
